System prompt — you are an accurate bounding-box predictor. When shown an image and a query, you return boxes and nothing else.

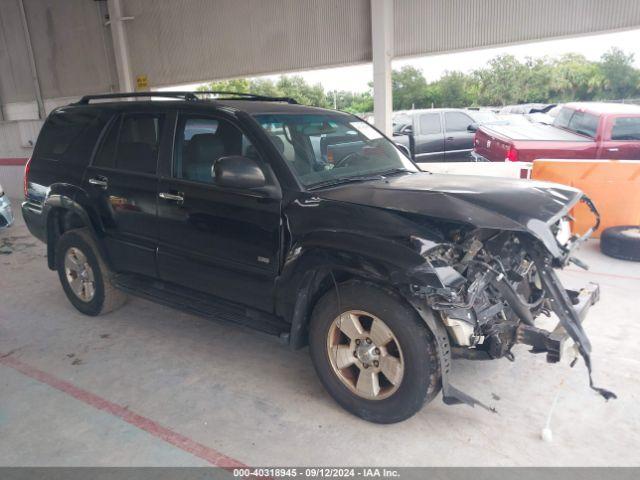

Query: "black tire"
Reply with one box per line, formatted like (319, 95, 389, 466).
(55, 228, 127, 316)
(600, 226, 640, 262)
(309, 280, 441, 423)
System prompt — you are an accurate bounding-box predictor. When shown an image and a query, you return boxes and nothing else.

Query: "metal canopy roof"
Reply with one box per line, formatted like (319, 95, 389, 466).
(1, 0, 640, 117)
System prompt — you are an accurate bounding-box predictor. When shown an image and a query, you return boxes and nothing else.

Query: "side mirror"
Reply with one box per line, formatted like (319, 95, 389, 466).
(467, 122, 478, 132)
(213, 155, 266, 189)
(402, 125, 413, 135)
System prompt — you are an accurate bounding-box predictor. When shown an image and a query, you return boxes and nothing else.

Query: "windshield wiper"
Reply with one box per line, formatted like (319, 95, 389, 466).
(307, 175, 386, 190)
(307, 168, 413, 190)
(374, 167, 414, 176)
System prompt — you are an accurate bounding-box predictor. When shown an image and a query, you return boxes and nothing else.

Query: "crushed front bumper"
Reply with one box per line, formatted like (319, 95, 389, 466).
(517, 282, 599, 363)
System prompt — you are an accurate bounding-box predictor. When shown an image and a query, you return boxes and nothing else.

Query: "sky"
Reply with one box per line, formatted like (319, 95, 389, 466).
(161, 28, 640, 94)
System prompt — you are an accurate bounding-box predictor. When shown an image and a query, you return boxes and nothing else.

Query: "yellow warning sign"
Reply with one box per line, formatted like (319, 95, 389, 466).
(135, 75, 149, 91)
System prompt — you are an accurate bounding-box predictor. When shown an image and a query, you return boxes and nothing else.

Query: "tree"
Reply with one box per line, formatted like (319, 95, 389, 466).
(197, 48, 640, 112)
(392, 66, 429, 109)
(598, 48, 640, 100)
(436, 71, 471, 107)
(549, 54, 603, 101)
(472, 54, 529, 105)
(197, 78, 251, 94)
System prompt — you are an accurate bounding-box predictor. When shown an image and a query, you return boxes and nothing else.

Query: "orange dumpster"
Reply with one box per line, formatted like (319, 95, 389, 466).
(531, 159, 640, 238)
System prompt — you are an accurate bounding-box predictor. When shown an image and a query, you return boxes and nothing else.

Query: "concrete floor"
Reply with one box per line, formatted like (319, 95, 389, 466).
(1, 197, 639, 467)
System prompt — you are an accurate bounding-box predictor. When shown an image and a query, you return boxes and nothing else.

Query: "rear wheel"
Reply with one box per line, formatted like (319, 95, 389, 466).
(56, 228, 127, 316)
(309, 281, 441, 423)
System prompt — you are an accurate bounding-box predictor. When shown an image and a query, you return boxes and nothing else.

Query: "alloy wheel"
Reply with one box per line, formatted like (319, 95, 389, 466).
(64, 247, 96, 302)
(326, 310, 404, 400)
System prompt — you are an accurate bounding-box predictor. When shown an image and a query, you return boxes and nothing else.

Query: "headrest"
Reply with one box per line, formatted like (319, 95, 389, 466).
(186, 134, 226, 164)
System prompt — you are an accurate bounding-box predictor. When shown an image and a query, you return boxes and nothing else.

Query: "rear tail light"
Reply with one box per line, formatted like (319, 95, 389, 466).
(506, 146, 519, 162)
(23, 157, 32, 198)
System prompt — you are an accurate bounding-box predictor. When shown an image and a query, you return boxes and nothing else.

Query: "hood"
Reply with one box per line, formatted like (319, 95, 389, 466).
(316, 172, 584, 257)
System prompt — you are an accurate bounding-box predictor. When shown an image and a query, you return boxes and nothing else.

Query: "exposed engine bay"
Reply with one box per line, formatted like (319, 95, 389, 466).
(408, 207, 616, 408)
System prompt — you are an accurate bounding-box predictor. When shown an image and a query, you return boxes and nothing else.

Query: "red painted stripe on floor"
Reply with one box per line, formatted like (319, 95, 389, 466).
(0, 353, 247, 469)
(0, 157, 28, 166)
(564, 268, 640, 281)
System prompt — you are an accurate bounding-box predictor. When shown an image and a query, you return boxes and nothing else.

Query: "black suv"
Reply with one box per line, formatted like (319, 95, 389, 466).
(23, 92, 613, 423)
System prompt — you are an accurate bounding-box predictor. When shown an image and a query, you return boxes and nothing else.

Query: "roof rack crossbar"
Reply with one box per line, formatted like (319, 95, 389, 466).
(75, 91, 298, 105)
(75, 91, 199, 104)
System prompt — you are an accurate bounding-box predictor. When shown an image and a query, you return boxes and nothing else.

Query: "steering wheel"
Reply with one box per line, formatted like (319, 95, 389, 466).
(333, 151, 365, 169)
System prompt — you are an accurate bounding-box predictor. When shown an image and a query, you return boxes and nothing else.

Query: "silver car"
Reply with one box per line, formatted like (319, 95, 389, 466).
(0, 182, 14, 228)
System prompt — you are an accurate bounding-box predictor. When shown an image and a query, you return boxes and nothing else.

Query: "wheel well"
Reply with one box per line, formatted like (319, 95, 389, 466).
(291, 269, 399, 349)
(46, 208, 88, 270)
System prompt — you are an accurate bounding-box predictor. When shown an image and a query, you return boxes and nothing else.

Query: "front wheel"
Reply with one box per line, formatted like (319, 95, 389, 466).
(309, 281, 441, 423)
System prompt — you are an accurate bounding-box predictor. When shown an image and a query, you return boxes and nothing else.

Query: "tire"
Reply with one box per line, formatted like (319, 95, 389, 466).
(600, 226, 640, 262)
(309, 280, 441, 423)
(55, 228, 127, 316)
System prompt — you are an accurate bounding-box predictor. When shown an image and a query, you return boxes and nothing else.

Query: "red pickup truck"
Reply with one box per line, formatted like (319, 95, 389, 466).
(473, 102, 640, 162)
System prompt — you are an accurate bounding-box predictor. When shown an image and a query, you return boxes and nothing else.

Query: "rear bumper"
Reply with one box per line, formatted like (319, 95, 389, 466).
(517, 282, 600, 363)
(0, 195, 14, 228)
(21, 201, 46, 242)
(470, 151, 490, 162)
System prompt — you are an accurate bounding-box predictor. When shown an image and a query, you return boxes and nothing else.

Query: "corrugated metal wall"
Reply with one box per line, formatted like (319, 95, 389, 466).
(123, 0, 372, 88)
(2, 0, 640, 103)
(395, 0, 640, 58)
(0, 0, 117, 105)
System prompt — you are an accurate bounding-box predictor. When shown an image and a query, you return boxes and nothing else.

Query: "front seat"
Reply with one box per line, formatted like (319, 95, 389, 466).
(183, 134, 226, 182)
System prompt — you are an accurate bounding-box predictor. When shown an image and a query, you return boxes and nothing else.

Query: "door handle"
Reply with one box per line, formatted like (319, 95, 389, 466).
(88, 176, 108, 188)
(607, 148, 619, 152)
(446, 136, 454, 141)
(159, 192, 184, 204)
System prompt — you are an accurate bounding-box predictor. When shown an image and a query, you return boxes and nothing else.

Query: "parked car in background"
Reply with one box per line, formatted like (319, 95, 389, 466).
(473, 102, 640, 162)
(498, 103, 556, 115)
(0, 182, 15, 228)
(393, 108, 502, 162)
(497, 103, 561, 125)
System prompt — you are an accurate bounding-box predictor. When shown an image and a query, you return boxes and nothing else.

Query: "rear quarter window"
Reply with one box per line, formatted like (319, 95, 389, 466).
(611, 117, 640, 140)
(34, 108, 108, 165)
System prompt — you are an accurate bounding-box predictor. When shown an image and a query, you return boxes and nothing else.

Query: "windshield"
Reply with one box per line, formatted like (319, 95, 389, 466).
(392, 113, 412, 134)
(254, 113, 417, 188)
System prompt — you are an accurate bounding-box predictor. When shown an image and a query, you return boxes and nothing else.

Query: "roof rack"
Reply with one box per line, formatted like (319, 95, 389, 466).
(75, 91, 199, 104)
(75, 90, 298, 105)
(195, 90, 298, 104)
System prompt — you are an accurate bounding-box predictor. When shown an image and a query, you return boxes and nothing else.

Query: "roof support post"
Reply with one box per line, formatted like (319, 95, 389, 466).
(371, 0, 394, 136)
(107, 0, 134, 92)
(17, 0, 45, 119)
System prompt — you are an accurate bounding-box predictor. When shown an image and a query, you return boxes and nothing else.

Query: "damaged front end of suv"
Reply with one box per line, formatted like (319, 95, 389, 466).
(305, 173, 617, 412)
(403, 193, 616, 409)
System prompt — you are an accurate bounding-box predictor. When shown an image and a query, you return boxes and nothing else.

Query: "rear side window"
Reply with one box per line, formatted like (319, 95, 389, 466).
(34, 108, 107, 164)
(444, 112, 473, 132)
(419, 113, 441, 134)
(611, 117, 640, 140)
(93, 113, 164, 174)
